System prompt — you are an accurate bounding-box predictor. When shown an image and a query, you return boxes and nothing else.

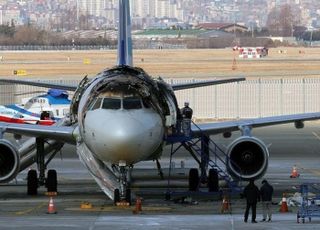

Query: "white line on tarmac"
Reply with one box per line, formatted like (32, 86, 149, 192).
(312, 132, 320, 141)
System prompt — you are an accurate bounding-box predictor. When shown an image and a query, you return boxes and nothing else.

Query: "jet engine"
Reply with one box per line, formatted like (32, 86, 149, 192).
(0, 139, 20, 183)
(226, 136, 269, 181)
(0, 138, 64, 184)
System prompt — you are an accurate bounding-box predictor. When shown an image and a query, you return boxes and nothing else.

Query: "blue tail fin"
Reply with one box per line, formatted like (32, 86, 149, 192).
(117, 0, 133, 66)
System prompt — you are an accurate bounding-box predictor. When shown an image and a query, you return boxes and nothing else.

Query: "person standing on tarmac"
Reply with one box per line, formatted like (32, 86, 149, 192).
(243, 179, 260, 223)
(180, 102, 193, 137)
(260, 179, 274, 222)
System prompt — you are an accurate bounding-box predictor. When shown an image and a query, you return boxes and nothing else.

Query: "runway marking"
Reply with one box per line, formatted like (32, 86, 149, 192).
(296, 163, 320, 177)
(14, 202, 47, 215)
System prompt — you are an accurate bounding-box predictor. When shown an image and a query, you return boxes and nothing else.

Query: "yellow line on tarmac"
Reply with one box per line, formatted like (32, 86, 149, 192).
(15, 202, 47, 215)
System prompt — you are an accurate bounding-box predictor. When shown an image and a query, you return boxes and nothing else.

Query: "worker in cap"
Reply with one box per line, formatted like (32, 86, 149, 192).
(181, 101, 193, 119)
(180, 101, 193, 137)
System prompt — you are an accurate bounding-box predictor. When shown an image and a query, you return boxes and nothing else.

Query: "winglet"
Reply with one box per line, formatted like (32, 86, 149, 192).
(117, 0, 133, 66)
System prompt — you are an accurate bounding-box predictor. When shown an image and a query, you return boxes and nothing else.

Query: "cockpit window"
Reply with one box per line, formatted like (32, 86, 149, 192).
(123, 97, 142, 110)
(90, 98, 102, 110)
(102, 98, 121, 110)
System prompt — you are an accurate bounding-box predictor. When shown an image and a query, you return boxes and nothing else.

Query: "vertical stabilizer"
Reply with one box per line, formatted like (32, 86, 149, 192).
(117, 0, 133, 66)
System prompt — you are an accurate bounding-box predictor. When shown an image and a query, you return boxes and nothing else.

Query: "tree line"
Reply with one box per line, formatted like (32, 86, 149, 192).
(0, 24, 116, 46)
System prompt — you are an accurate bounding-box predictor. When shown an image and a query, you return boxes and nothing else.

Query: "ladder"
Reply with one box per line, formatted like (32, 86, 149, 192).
(166, 121, 242, 192)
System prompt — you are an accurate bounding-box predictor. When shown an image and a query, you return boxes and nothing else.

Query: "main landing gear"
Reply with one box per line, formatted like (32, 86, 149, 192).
(113, 165, 131, 205)
(27, 138, 60, 195)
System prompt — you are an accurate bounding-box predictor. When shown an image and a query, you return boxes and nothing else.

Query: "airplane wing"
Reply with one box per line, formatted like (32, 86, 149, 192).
(171, 77, 245, 91)
(0, 122, 77, 144)
(0, 77, 245, 92)
(0, 79, 77, 91)
(192, 112, 320, 136)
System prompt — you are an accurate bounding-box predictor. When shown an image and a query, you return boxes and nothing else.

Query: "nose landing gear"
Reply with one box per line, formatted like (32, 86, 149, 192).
(114, 165, 131, 205)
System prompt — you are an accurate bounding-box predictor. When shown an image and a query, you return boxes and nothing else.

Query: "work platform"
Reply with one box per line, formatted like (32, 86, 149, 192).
(165, 122, 243, 198)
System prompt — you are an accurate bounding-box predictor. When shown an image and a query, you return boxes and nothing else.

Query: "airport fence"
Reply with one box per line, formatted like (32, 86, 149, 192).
(1, 78, 320, 119)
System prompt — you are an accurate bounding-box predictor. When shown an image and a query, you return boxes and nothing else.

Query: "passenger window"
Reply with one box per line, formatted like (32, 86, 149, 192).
(123, 97, 142, 110)
(91, 98, 102, 110)
(102, 98, 121, 110)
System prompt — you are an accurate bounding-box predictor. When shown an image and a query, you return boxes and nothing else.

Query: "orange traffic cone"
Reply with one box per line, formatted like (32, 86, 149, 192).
(221, 195, 231, 213)
(232, 57, 237, 70)
(290, 165, 300, 178)
(133, 197, 142, 214)
(47, 196, 57, 214)
(280, 193, 288, 212)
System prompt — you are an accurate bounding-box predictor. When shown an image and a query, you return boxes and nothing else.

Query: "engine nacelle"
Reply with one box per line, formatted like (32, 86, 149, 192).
(226, 136, 269, 181)
(0, 139, 20, 183)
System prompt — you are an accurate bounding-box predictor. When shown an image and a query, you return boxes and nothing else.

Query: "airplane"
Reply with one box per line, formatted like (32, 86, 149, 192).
(0, 89, 70, 125)
(0, 0, 320, 203)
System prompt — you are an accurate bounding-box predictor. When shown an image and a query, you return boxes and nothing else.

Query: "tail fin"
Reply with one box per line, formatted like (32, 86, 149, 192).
(117, 0, 133, 66)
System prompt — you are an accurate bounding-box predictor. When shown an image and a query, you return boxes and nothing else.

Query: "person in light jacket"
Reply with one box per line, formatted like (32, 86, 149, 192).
(260, 179, 274, 222)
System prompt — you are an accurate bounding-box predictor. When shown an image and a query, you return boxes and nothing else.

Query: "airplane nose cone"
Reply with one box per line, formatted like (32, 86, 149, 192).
(84, 110, 164, 164)
(105, 116, 144, 147)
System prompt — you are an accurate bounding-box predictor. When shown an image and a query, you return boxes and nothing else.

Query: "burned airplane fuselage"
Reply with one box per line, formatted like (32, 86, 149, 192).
(74, 65, 178, 165)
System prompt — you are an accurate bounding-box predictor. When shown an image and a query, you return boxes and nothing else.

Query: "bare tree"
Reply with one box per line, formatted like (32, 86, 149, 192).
(280, 4, 294, 36)
(13, 26, 41, 45)
(266, 4, 295, 37)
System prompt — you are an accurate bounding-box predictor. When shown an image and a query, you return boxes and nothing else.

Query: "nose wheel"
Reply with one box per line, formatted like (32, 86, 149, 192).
(114, 166, 131, 205)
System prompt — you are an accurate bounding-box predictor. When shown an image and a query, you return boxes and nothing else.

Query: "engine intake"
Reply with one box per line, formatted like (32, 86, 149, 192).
(226, 136, 269, 181)
(0, 139, 20, 183)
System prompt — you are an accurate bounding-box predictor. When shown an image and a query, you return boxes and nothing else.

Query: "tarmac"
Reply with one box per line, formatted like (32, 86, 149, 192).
(1, 122, 320, 229)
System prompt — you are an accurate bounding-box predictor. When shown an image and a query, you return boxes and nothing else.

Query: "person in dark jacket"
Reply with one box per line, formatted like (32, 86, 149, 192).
(243, 179, 260, 223)
(180, 102, 193, 137)
(260, 179, 274, 222)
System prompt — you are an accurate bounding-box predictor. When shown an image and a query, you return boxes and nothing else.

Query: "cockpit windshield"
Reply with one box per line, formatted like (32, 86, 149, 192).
(88, 92, 144, 111)
(102, 98, 121, 110)
(90, 98, 102, 110)
(123, 97, 142, 110)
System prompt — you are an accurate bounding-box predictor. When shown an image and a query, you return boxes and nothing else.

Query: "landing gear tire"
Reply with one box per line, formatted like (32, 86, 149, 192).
(114, 189, 120, 205)
(126, 189, 131, 205)
(46, 169, 57, 192)
(188, 168, 199, 191)
(207, 168, 219, 192)
(27, 170, 38, 195)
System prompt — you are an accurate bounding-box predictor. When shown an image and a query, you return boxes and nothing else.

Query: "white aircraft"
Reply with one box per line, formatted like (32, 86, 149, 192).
(0, 0, 320, 203)
(0, 89, 70, 125)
